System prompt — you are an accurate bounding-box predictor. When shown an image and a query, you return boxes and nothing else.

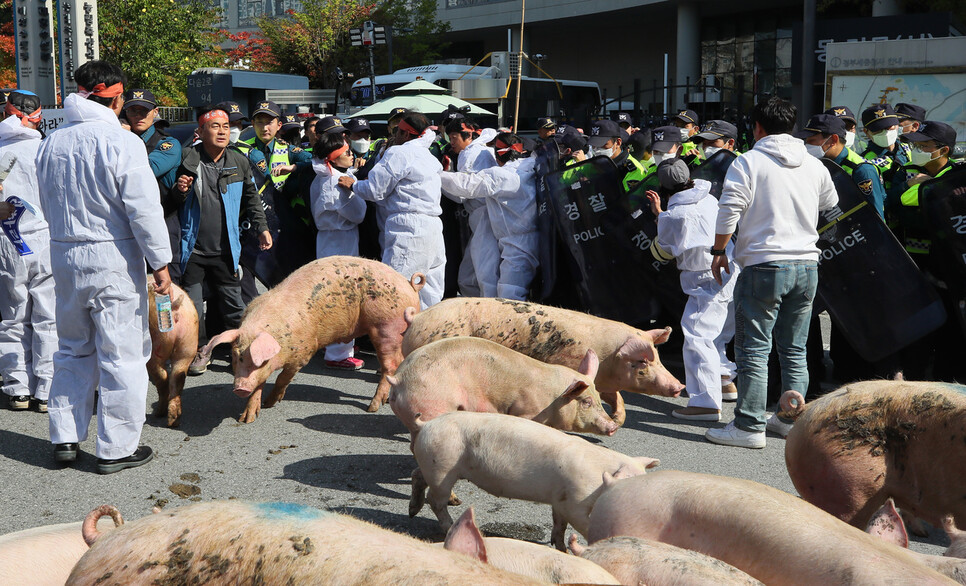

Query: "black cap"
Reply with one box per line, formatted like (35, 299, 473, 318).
(895, 103, 926, 123)
(672, 109, 699, 126)
(123, 88, 157, 110)
(615, 112, 633, 128)
(650, 125, 684, 152)
(587, 120, 622, 147)
(345, 118, 371, 134)
(693, 120, 738, 142)
(658, 158, 691, 190)
(824, 106, 857, 126)
(537, 117, 555, 129)
(553, 125, 587, 152)
(388, 107, 408, 122)
(625, 129, 652, 158)
(903, 120, 956, 149)
(6, 90, 41, 115)
(794, 114, 847, 140)
(281, 114, 302, 131)
(0, 88, 12, 105)
(215, 101, 248, 123)
(252, 100, 282, 119)
(317, 116, 347, 135)
(861, 104, 899, 133)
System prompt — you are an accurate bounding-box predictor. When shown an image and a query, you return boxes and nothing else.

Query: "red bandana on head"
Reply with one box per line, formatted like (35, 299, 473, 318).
(77, 82, 125, 99)
(4, 103, 42, 127)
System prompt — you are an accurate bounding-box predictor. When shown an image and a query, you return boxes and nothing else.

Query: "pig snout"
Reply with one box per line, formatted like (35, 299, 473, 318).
(234, 387, 255, 399)
(598, 416, 619, 436)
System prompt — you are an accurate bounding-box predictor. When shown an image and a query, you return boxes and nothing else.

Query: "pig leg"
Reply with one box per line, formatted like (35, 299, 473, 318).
(167, 349, 194, 428)
(409, 467, 428, 518)
(367, 329, 405, 412)
(551, 509, 570, 552)
(420, 466, 459, 532)
(238, 387, 265, 424)
(599, 390, 626, 427)
(147, 358, 169, 419)
(264, 364, 303, 409)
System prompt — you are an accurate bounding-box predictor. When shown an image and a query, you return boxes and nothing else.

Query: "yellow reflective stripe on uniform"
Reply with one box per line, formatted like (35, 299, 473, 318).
(680, 142, 698, 157)
(817, 201, 868, 235)
(622, 154, 648, 192)
(650, 239, 674, 262)
(899, 164, 953, 208)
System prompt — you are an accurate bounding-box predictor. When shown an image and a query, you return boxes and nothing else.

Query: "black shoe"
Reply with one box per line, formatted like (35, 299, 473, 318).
(8, 395, 30, 410)
(31, 398, 48, 413)
(97, 446, 154, 475)
(54, 443, 79, 463)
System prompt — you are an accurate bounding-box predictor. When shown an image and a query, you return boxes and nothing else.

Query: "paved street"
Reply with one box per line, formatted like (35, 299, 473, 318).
(0, 343, 950, 556)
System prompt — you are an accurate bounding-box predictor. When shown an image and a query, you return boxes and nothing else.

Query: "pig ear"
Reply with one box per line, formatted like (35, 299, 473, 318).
(617, 336, 655, 363)
(601, 471, 617, 488)
(637, 457, 660, 470)
(562, 380, 590, 400)
(443, 507, 488, 563)
(386, 375, 399, 386)
(646, 327, 672, 346)
(249, 331, 281, 368)
(865, 499, 909, 548)
(577, 348, 600, 379)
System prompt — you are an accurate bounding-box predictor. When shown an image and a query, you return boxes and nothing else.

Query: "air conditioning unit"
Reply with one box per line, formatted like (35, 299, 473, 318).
(490, 52, 510, 78)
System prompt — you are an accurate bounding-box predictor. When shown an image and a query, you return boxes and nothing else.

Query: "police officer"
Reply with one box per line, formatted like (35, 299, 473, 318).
(123, 88, 183, 281)
(895, 103, 926, 136)
(614, 111, 634, 131)
(214, 100, 249, 145)
(315, 115, 347, 137)
(586, 119, 647, 192)
(535, 117, 556, 146)
(688, 120, 740, 168)
(824, 106, 859, 150)
(860, 104, 910, 193)
(635, 125, 684, 195)
(624, 129, 654, 174)
(280, 114, 302, 145)
(671, 109, 700, 158)
(345, 118, 372, 161)
(301, 116, 320, 152)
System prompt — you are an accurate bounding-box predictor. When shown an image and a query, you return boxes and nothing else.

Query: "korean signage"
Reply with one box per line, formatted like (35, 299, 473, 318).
(57, 0, 100, 99)
(12, 0, 57, 105)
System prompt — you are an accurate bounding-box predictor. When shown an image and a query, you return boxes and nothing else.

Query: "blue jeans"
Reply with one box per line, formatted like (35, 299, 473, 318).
(733, 260, 818, 432)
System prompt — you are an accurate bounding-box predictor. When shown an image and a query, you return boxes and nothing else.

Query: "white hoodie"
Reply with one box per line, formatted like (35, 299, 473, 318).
(716, 133, 838, 268)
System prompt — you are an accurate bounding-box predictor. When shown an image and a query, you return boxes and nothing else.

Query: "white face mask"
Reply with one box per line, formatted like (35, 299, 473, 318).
(679, 128, 690, 141)
(350, 138, 370, 154)
(805, 136, 832, 159)
(704, 146, 722, 159)
(844, 131, 855, 149)
(229, 127, 241, 143)
(871, 128, 898, 148)
(590, 146, 614, 159)
(909, 146, 942, 167)
(653, 151, 676, 165)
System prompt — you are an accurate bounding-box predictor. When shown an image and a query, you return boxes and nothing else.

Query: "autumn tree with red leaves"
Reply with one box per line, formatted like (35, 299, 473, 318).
(0, 0, 16, 88)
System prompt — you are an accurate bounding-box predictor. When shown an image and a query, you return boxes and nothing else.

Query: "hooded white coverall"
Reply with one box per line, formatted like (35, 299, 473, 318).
(0, 115, 57, 401)
(450, 129, 499, 297)
(652, 179, 738, 410)
(36, 93, 172, 459)
(310, 159, 368, 361)
(439, 157, 539, 300)
(353, 130, 445, 309)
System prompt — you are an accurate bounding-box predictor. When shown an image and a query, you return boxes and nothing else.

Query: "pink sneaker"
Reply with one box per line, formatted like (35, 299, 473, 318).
(325, 357, 365, 370)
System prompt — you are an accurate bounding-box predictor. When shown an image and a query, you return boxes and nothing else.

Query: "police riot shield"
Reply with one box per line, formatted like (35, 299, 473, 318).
(239, 169, 283, 287)
(689, 149, 738, 198)
(545, 156, 666, 327)
(533, 140, 563, 301)
(919, 163, 966, 287)
(816, 159, 946, 362)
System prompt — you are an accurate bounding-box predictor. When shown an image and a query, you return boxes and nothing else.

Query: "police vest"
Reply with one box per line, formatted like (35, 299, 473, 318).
(621, 154, 649, 192)
(238, 137, 293, 190)
(897, 164, 954, 255)
(862, 142, 911, 190)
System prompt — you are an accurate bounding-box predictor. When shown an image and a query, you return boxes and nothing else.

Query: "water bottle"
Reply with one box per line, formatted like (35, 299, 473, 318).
(156, 294, 173, 333)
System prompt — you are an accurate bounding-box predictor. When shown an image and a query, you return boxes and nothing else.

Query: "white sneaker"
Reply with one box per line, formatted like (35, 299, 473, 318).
(705, 421, 766, 449)
(766, 413, 794, 438)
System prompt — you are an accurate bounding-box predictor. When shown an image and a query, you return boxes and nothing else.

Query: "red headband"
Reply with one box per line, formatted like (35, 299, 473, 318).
(327, 142, 350, 162)
(461, 123, 474, 134)
(4, 103, 42, 126)
(495, 139, 524, 155)
(397, 120, 420, 136)
(199, 109, 229, 126)
(78, 82, 125, 99)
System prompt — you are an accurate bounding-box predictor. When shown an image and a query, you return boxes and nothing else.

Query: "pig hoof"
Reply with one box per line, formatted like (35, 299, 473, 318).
(448, 492, 462, 507)
(366, 398, 384, 412)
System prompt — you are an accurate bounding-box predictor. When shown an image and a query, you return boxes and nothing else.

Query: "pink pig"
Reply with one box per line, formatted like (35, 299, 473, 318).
(147, 283, 198, 427)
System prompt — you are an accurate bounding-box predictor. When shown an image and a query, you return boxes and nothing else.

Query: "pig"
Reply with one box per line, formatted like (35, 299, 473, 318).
(388, 337, 618, 439)
(865, 498, 966, 584)
(586, 470, 955, 585)
(198, 256, 424, 422)
(147, 282, 199, 427)
(409, 411, 660, 551)
(568, 535, 763, 586)
(0, 514, 119, 586)
(783, 381, 966, 532)
(439, 508, 621, 585)
(401, 297, 685, 426)
(68, 501, 546, 585)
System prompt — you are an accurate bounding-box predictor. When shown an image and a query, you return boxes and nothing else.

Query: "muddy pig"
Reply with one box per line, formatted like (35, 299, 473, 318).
(439, 508, 620, 584)
(388, 337, 618, 439)
(783, 381, 966, 532)
(586, 470, 955, 585)
(147, 282, 198, 427)
(865, 498, 966, 584)
(68, 501, 545, 585)
(199, 256, 423, 422)
(410, 411, 660, 551)
(569, 535, 762, 586)
(401, 298, 685, 426)
(0, 514, 119, 586)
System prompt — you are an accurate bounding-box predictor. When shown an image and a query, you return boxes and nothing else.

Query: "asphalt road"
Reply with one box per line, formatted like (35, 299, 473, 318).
(0, 336, 950, 557)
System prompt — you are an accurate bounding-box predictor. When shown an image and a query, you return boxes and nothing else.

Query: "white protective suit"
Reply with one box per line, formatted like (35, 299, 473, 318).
(36, 93, 172, 460)
(310, 159, 368, 361)
(449, 129, 499, 297)
(652, 179, 739, 410)
(439, 156, 539, 300)
(0, 115, 57, 401)
(353, 129, 445, 309)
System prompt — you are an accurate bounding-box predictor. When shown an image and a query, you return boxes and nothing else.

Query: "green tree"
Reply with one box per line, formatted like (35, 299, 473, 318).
(99, 0, 225, 105)
(371, 0, 451, 72)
